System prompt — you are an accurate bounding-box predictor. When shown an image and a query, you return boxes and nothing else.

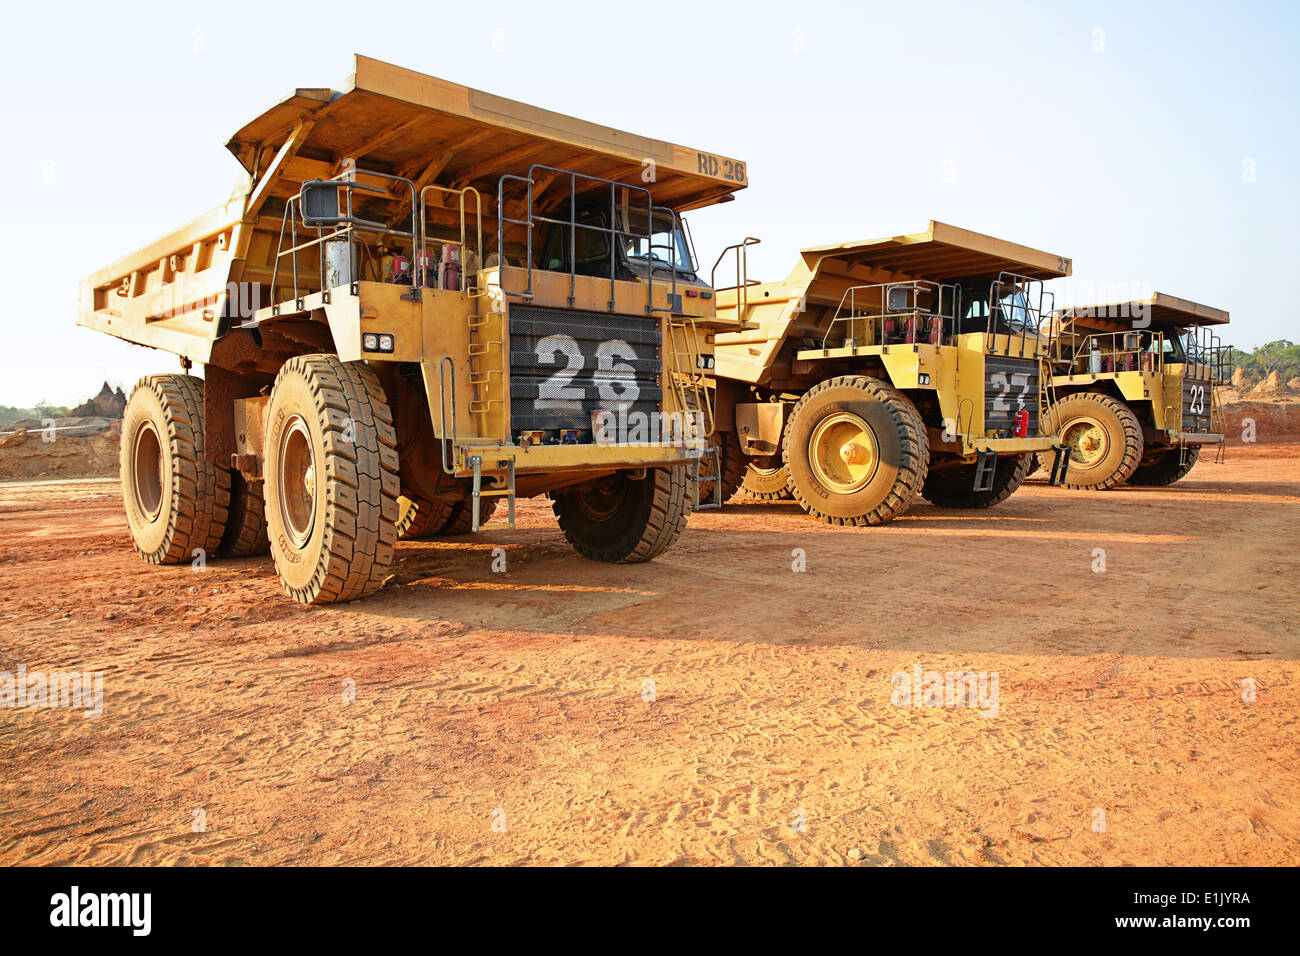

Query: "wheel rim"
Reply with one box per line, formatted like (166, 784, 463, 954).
(574, 474, 629, 521)
(809, 412, 878, 493)
(277, 415, 317, 549)
(1062, 417, 1109, 467)
(131, 420, 164, 521)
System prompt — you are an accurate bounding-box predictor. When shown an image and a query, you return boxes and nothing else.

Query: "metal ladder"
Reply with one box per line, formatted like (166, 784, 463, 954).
(438, 297, 515, 532)
(972, 450, 998, 492)
(1210, 383, 1229, 464)
(666, 315, 713, 437)
(467, 304, 506, 431)
(685, 445, 723, 511)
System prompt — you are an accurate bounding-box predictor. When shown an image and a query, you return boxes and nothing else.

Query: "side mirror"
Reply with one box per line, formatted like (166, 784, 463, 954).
(300, 181, 341, 226)
(886, 287, 910, 312)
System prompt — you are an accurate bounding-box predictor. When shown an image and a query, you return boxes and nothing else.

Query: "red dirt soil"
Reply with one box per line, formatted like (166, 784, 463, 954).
(1, 445, 1297, 865)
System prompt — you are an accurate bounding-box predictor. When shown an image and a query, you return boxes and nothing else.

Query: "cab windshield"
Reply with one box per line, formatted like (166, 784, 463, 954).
(998, 290, 1039, 334)
(622, 210, 695, 275)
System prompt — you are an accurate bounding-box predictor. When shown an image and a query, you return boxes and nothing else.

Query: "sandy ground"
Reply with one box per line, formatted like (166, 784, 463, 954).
(1, 446, 1297, 866)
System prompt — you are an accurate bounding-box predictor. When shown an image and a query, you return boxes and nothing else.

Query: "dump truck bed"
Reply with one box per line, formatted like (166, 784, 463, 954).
(715, 221, 1070, 384)
(795, 221, 1070, 292)
(1055, 291, 1229, 333)
(78, 55, 748, 363)
(226, 55, 747, 214)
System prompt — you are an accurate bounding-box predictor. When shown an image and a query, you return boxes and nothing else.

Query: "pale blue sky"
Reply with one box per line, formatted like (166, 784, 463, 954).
(1, 0, 1295, 406)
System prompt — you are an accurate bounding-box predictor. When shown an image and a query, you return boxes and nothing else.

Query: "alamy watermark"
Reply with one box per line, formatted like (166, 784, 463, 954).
(891, 663, 999, 718)
(147, 279, 260, 322)
(0, 665, 103, 718)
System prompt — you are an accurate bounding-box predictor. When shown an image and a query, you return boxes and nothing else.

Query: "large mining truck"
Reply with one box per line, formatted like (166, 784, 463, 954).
(706, 222, 1072, 525)
(1038, 293, 1231, 489)
(78, 56, 748, 603)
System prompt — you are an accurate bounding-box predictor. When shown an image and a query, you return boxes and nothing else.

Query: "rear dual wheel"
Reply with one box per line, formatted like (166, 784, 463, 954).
(922, 454, 1034, 509)
(741, 461, 794, 501)
(120, 375, 230, 564)
(1128, 445, 1201, 486)
(552, 467, 689, 563)
(396, 493, 499, 539)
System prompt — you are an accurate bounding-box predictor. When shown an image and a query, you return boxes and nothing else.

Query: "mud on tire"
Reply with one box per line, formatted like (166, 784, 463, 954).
(552, 467, 689, 563)
(782, 375, 929, 526)
(264, 356, 399, 604)
(120, 374, 229, 564)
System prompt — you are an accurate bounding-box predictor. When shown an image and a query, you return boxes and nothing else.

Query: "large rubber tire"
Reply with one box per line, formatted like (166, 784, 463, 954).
(120, 375, 229, 565)
(396, 494, 456, 540)
(1049, 393, 1144, 490)
(552, 467, 689, 563)
(698, 430, 746, 506)
(439, 496, 499, 535)
(741, 461, 794, 501)
(264, 356, 399, 604)
(782, 375, 929, 526)
(921, 453, 1034, 509)
(220, 471, 270, 556)
(1128, 446, 1201, 486)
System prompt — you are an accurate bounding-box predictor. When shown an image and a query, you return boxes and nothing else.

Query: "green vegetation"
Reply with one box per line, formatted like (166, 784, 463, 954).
(1229, 340, 1300, 389)
(0, 403, 70, 427)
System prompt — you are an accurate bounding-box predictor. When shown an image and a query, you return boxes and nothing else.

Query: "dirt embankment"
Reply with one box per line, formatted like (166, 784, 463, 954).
(0, 422, 120, 480)
(1222, 401, 1300, 444)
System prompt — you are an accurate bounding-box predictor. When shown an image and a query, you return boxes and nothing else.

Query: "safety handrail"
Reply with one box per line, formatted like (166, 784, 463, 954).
(1060, 329, 1166, 377)
(819, 280, 960, 350)
(711, 237, 761, 318)
(985, 272, 1054, 360)
(419, 184, 485, 296)
(268, 169, 419, 315)
(496, 164, 676, 314)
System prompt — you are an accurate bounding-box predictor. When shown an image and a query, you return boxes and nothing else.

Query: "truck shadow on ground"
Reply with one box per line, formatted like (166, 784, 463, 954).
(301, 492, 1298, 661)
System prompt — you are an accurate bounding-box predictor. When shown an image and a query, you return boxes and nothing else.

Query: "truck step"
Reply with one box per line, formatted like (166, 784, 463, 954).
(470, 455, 516, 531)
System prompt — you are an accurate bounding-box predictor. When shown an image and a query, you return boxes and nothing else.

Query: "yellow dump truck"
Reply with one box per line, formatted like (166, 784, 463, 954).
(1038, 292, 1231, 489)
(79, 56, 748, 603)
(707, 222, 1072, 524)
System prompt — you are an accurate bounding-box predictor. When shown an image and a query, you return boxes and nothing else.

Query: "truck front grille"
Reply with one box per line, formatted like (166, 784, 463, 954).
(1182, 376, 1213, 433)
(984, 356, 1040, 435)
(508, 305, 662, 442)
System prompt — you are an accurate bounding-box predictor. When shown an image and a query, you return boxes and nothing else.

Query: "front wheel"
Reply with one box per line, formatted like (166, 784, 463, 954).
(552, 467, 689, 563)
(1046, 393, 1144, 490)
(782, 375, 929, 526)
(264, 356, 399, 604)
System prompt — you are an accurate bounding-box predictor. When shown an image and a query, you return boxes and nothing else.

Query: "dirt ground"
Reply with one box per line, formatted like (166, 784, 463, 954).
(1, 446, 1297, 866)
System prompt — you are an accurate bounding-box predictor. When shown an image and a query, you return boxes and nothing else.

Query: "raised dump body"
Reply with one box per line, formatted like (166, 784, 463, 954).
(708, 221, 1072, 523)
(79, 56, 748, 603)
(1042, 292, 1232, 489)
